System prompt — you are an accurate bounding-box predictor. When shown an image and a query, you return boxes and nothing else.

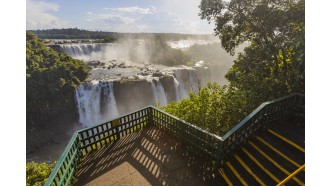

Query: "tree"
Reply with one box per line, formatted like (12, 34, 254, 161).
(163, 83, 249, 136)
(26, 32, 89, 129)
(199, 0, 305, 102)
(162, 0, 305, 136)
(26, 161, 56, 186)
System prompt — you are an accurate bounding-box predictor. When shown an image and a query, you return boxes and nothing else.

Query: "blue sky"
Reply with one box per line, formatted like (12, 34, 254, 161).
(26, 0, 214, 34)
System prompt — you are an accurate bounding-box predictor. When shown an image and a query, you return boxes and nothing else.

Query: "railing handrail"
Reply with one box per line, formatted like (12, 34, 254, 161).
(44, 93, 304, 186)
(222, 93, 303, 140)
(44, 132, 79, 186)
(149, 106, 223, 141)
(276, 164, 305, 186)
(75, 105, 151, 133)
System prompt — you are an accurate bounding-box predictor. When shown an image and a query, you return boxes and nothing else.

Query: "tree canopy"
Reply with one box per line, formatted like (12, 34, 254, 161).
(26, 32, 89, 129)
(26, 161, 56, 186)
(163, 0, 304, 135)
(199, 0, 304, 102)
(162, 83, 249, 136)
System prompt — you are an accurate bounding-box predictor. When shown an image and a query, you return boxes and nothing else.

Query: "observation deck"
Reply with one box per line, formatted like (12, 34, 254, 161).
(45, 94, 304, 186)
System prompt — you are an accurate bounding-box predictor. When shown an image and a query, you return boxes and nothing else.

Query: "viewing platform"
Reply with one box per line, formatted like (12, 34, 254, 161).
(74, 126, 220, 185)
(45, 94, 304, 186)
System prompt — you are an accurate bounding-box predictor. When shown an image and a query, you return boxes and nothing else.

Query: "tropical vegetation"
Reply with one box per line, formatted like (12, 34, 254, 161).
(26, 32, 89, 129)
(26, 161, 56, 186)
(163, 0, 304, 135)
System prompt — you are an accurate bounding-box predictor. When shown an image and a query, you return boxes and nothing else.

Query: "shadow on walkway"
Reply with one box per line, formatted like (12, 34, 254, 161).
(74, 126, 222, 185)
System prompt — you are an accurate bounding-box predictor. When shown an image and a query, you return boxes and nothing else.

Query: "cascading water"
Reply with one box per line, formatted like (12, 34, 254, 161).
(31, 39, 231, 163)
(50, 41, 150, 63)
(210, 66, 215, 82)
(174, 70, 189, 100)
(75, 81, 118, 127)
(172, 67, 202, 101)
(188, 69, 200, 94)
(59, 43, 104, 57)
(172, 75, 181, 101)
(151, 80, 168, 106)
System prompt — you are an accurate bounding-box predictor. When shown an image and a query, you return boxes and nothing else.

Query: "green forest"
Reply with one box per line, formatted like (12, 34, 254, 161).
(26, 32, 89, 129)
(26, 31, 89, 185)
(30, 28, 214, 41)
(26, 0, 304, 184)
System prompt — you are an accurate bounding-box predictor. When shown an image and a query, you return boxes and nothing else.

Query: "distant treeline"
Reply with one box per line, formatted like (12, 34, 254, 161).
(29, 28, 214, 41)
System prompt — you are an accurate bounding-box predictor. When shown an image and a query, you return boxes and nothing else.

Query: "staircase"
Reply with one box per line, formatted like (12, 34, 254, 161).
(218, 121, 305, 185)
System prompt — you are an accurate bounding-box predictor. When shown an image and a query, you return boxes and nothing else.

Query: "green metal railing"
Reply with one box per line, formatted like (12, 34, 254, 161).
(77, 107, 149, 156)
(150, 106, 222, 159)
(218, 94, 304, 163)
(44, 107, 150, 186)
(44, 133, 80, 186)
(44, 94, 304, 186)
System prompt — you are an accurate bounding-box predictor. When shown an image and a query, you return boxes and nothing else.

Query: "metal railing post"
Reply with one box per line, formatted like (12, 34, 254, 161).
(215, 140, 224, 168)
(148, 107, 154, 126)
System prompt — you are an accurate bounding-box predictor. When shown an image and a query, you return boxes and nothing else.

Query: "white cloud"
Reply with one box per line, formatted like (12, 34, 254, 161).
(86, 6, 156, 30)
(26, 0, 68, 29)
(85, 5, 213, 34)
(105, 6, 155, 15)
(86, 13, 136, 25)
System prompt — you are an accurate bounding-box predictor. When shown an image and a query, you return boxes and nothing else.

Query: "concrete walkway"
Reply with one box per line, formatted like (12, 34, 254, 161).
(74, 126, 221, 186)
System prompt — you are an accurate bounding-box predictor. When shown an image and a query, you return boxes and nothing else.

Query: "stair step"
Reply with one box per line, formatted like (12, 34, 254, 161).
(267, 129, 304, 152)
(248, 141, 304, 185)
(259, 131, 305, 166)
(252, 137, 299, 170)
(222, 161, 244, 185)
(230, 154, 265, 185)
(254, 136, 301, 168)
(226, 161, 249, 185)
(251, 137, 304, 183)
(217, 119, 305, 185)
(218, 168, 233, 186)
(234, 154, 267, 186)
(244, 144, 287, 181)
(270, 122, 305, 148)
(239, 147, 279, 185)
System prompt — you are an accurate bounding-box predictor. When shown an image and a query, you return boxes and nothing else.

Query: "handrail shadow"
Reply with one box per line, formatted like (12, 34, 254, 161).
(73, 127, 221, 185)
(44, 94, 304, 186)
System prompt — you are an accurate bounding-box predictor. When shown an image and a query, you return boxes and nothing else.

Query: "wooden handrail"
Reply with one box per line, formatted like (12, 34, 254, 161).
(276, 164, 305, 186)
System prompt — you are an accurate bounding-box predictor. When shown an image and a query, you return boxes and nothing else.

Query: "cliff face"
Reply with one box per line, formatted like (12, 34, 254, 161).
(159, 75, 177, 103)
(75, 65, 215, 127)
(113, 79, 155, 115)
(69, 56, 226, 127)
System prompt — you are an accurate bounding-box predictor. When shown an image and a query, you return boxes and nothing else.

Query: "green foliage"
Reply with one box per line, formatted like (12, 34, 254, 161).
(26, 161, 56, 186)
(163, 83, 250, 136)
(30, 28, 215, 41)
(26, 31, 89, 129)
(200, 0, 305, 101)
(164, 0, 304, 136)
(30, 28, 118, 40)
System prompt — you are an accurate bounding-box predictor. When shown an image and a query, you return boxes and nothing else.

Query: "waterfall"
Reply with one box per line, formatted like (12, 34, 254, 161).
(74, 66, 209, 126)
(50, 41, 148, 62)
(174, 69, 189, 100)
(101, 82, 119, 120)
(188, 70, 200, 94)
(75, 81, 118, 127)
(151, 80, 167, 106)
(210, 65, 215, 82)
(59, 43, 104, 57)
(172, 75, 181, 101)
